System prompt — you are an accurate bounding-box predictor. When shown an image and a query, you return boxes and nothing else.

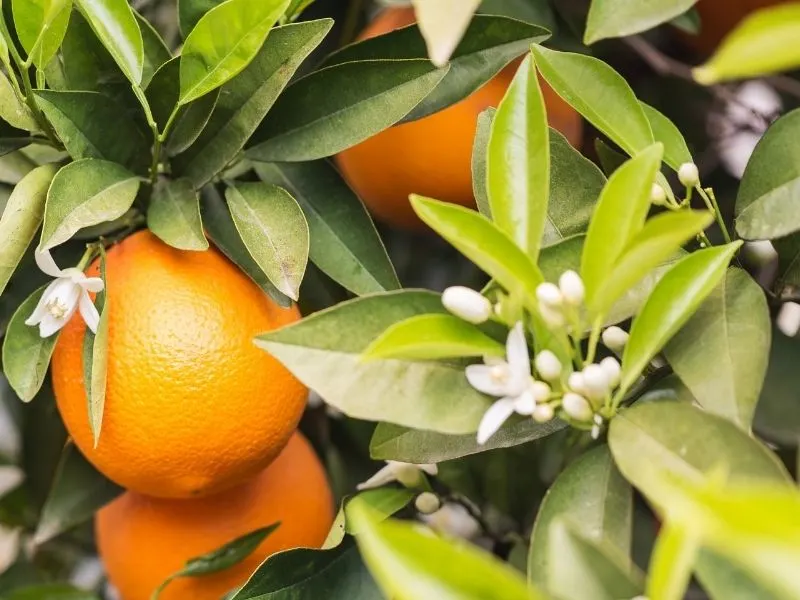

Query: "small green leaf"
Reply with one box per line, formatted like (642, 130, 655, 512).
(12, 0, 71, 68)
(179, 0, 289, 104)
(225, 181, 309, 300)
(2, 286, 58, 402)
(147, 179, 208, 252)
(0, 72, 37, 131)
(532, 45, 654, 156)
(363, 314, 504, 360)
(39, 159, 140, 251)
(0, 164, 58, 296)
(165, 92, 219, 156)
(254, 291, 492, 435)
(487, 54, 549, 258)
(641, 102, 692, 171)
(247, 60, 448, 162)
(585, 0, 697, 44)
(620, 242, 742, 393)
(693, 3, 800, 84)
(472, 107, 494, 218)
(135, 11, 171, 87)
(580, 144, 663, 309)
(255, 160, 398, 296)
(75, 0, 144, 85)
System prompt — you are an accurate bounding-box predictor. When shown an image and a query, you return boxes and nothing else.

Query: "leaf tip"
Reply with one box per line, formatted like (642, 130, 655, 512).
(692, 65, 717, 86)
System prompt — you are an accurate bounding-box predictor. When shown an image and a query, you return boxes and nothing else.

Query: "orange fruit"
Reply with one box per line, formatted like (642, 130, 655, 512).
(52, 230, 307, 498)
(688, 0, 790, 53)
(95, 433, 334, 600)
(335, 7, 583, 229)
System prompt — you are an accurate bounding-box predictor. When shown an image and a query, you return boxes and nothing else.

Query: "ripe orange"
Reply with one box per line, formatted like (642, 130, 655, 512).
(335, 7, 583, 229)
(95, 433, 334, 600)
(51, 230, 307, 498)
(689, 0, 789, 53)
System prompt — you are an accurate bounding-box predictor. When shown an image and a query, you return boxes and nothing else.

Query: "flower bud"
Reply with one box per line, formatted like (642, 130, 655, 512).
(567, 371, 588, 396)
(558, 270, 585, 306)
(442, 286, 492, 324)
(533, 403, 554, 423)
(650, 183, 667, 206)
(539, 304, 565, 329)
(395, 463, 424, 488)
(415, 492, 441, 515)
(535, 350, 562, 381)
(777, 302, 800, 338)
(562, 392, 593, 422)
(582, 364, 610, 400)
(678, 162, 700, 188)
(536, 282, 563, 308)
(531, 380, 551, 403)
(599, 356, 621, 388)
(601, 326, 629, 351)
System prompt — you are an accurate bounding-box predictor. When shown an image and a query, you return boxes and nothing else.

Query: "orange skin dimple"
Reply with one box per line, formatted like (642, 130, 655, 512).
(95, 433, 334, 600)
(51, 230, 307, 498)
(334, 7, 583, 230)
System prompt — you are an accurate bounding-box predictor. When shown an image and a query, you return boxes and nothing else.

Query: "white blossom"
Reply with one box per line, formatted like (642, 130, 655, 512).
(567, 371, 588, 396)
(558, 271, 584, 306)
(562, 392, 593, 422)
(441, 286, 492, 324)
(678, 162, 700, 188)
(25, 249, 103, 338)
(536, 282, 563, 308)
(599, 356, 622, 388)
(533, 403, 554, 423)
(777, 303, 800, 338)
(421, 502, 481, 540)
(650, 183, 667, 206)
(535, 350, 562, 382)
(357, 461, 438, 490)
(539, 303, 566, 328)
(414, 492, 441, 515)
(602, 326, 629, 351)
(582, 364, 610, 400)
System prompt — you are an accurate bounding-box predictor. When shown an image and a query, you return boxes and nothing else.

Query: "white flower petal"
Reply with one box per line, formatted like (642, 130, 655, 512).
(477, 398, 515, 445)
(357, 463, 399, 490)
(419, 464, 438, 476)
(38, 313, 68, 338)
(80, 277, 104, 293)
(24, 279, 61, 326)
(513, 389, 536, 415)
(79, 291, 100, 334)
(466, 363, 510, 397)
(505, 323, 530, 376)
(34, 249, 65, 278)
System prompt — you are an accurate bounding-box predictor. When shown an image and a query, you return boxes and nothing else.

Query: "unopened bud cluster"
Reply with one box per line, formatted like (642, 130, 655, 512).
(535, 270, 584, 329)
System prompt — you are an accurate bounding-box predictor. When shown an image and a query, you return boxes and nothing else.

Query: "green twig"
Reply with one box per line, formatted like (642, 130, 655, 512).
(697, 186, 732, 244)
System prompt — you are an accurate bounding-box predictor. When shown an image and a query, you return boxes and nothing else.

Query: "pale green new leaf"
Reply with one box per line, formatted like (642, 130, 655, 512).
(585, 0, 698, 44)
(147, 178, 208, 251)
(75, 0, 144, 85)
(12, 0, 71, 68)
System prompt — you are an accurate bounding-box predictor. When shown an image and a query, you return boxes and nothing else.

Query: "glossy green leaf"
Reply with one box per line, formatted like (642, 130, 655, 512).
(12, 0, 71, 68)
(664, 268, 770, 429)
(349, 502, 536, 600)
(641, 102, 692, 171)
(179, 0, 289, 104)
(0, 72, 36, 131)
(1, 286, 58, 402)
(39, 159, 140, 251)
(539, 234, 583, 282)
(255, 160, 398, 296)
(254, 291, 492, 435)
(247, 60, 448, 162)
(75, 0, 144, 85)
(34, 442, 122, 544)
(411, 0, 481, 67)
(147, 178, 208, 252)
(694, 3, 800, 84)
(411, 196, 543, 306)
(487, 55, 549, 257)
(621, 242, 742, 393)
(178, 0, 224, 37)
(323, 15, 549, 122)
(135, 11, 171, 88)
(472, 107, 494, 218)
(174, 20, 330, 187)
(225, 181, 309, 301)
(736, 108, 800, 240)
(529, 445, 632, 588)
(580, 144, 663, 309)
(35, 91, 150, 172)
(585, 0, 697, 44)
(591, 210, 713, 317)
(532, 45, 653, 156)
(363, 314, 504, 360)
(0, 164, 58, 296)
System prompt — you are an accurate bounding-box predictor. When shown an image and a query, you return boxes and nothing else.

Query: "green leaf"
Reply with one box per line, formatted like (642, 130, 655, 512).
(199, 186, 289, 306)
(12, 0, 71, 68)
(247, 60, 449, 162)
(165, 92, 219, 156)
(693, 3, 800, 84)
(664, 268, 770, 430)
(0, 164, 58, 296)
(590, 210, 714, 317)
(620, 242, 742, 393)
(35, 91, 150, 172)
(254, 160, 398, 296)
(254, 291, 492, 434)
(670, 7, 700, 34)
(135, 11, 171, 88)
(323, 15, 550, 122)
(580, 144, 663, 310)
(33, 442, 122, 544)
(487, 55, 549, 258)
(774, 234, 800, 291)
(736, 108, 800, 240)
(178, 0, 224, 38)
(1, 286, 58, 402)
(39, 159, 140, 251)
(370, 419, 565, 464)
(343, 488, 416, 536)
(646, 520, 698, 600)
(0, 584, 99, 599)
(411, 196, 543, 306)
(147, 178, 207, 252)
(477, 0, 556, 28)
(695, 551, 782, 600)
(173, 19, 331, 187)
(529, 446, 632, 588)
(179, 0, 289, 104)
(641, 102, 692, 171)
(363, 314, 504, 360)
(0, 72, 36, 131)
(532, 45, 653, 156)
(82, 252, 107, 448)
(584, 0, 697, 44)
(472, 107, 494, 219)
(75, 0, 144, 85)
(411, 0, 481, 67)
(349, 502, 536, 600)
(225, 181, 309, 301)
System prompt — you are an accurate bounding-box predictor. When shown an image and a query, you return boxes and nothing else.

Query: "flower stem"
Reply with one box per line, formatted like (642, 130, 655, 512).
(585, 316, 603, 365)
(697, 186, 732, 244)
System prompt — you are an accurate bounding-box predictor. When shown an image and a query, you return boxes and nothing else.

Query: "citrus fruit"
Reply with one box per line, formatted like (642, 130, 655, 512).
(688, 0, 789, 53)
(51, 230, 307, 498)
(95, 433, 334, 600)
(334, 7, 583, 229)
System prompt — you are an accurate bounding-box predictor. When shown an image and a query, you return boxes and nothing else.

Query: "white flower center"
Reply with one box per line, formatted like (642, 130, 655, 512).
(489, 364, 509, 383)
(45, 297, 70, 319)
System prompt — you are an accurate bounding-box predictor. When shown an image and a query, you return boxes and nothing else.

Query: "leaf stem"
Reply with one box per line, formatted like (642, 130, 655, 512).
(131, 85, 163, 185)
(697, 186, 732, 244)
